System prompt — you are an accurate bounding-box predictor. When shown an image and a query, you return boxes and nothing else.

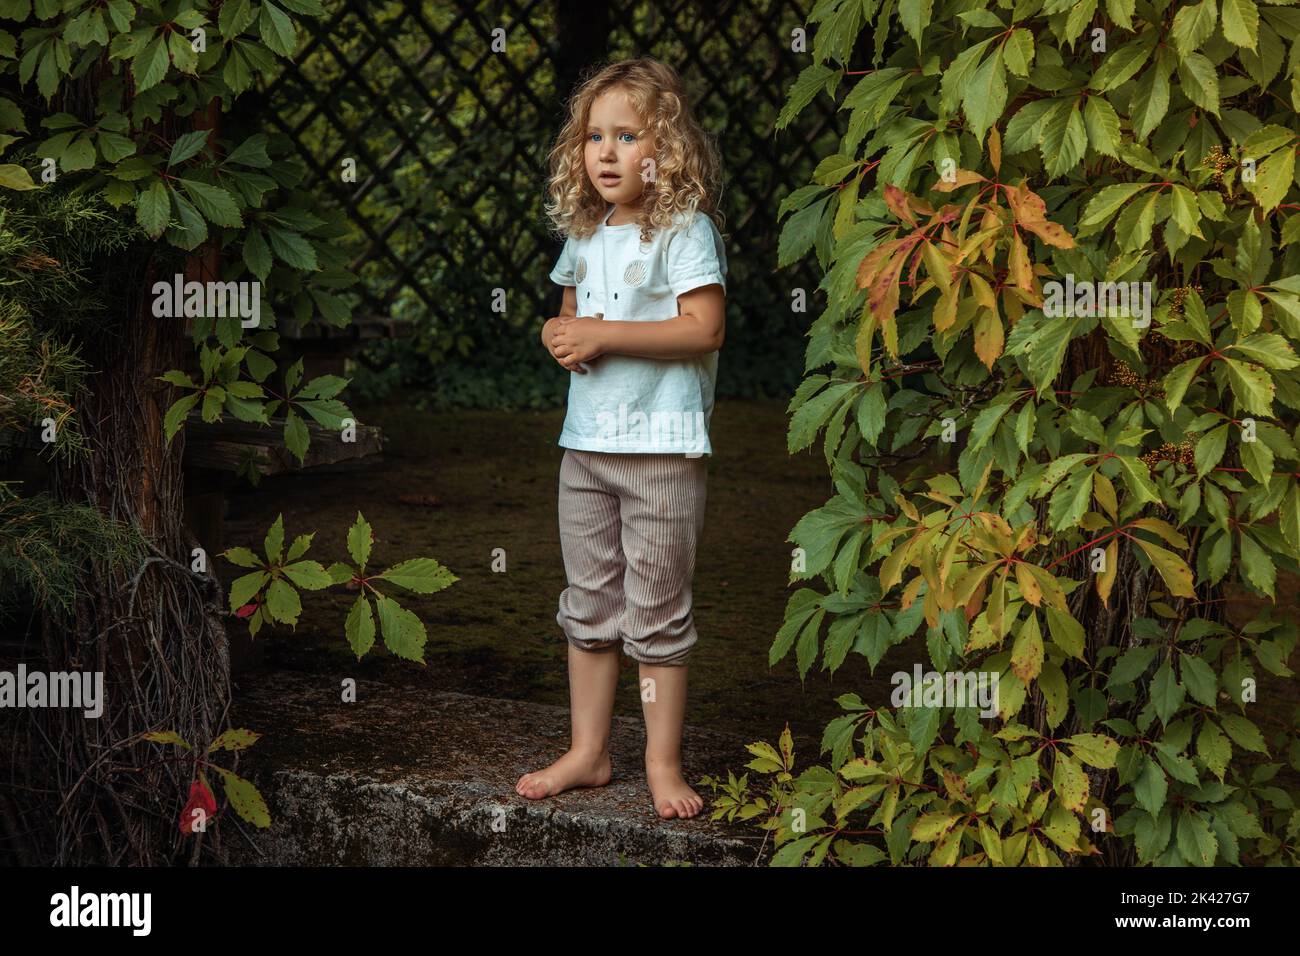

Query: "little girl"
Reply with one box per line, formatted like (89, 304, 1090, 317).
(515, 58, 727, 820)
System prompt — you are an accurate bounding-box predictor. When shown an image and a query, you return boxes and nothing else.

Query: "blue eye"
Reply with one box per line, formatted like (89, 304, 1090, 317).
(619, 132, 636, 143)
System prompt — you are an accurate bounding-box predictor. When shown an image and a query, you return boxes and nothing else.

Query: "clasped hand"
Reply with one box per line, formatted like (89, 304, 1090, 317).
(548, 314, 605, 373)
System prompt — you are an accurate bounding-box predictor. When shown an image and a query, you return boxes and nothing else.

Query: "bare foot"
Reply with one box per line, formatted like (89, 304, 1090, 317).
(516, 749, 612, 799)
(646, 759, 704, 819)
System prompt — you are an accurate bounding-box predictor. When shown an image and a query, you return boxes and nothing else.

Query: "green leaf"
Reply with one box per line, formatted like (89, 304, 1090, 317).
(1066, 733, 1119, 769)
(1109, 645, 1157, 688)
(964, 47, 1007, 144)
(1132, 50, 1172, 139)
(347, 512, 372, 570)
(1114, 455, 1161, 505)
(377, 557, 457, 594)
(285, 532, 313, 563)
(168, 129, 209, 167)
(162, 392, 198, 443)
(1092, 34, 1154, 91)
(1045, 607, 1086, 660)
(1197, 720, 1231, 779)
(1224, 358, 1274, 415)
(131, 32, 169, 92)
(1162, 356, 1203, 413)
(1176, 51, 1219, 115)
(1076, 183, 1152, 236)
(283, 408, 309, 463)
(1003, 28, 1034, 77)
(1219, 713, 1267, 753)
(136, 177, 170, 238)
(1237, 528, 1279, 595)
(788, 381, 858, 453)
(166, 187, 207, 250)
(1177, 810, 1218, 865)
(222, 546, 260, 569)
(1114, 189, 1159, 252)
(212, 766, 271, 828)
(228, 570, 268, 611)
(777, 64, 839, 131)
(1083, 95, 1120, 157)
(898, 0, 932, 45)
(224, 133, 272, 168)
(179, 178, 242, 226)
(1228, 332, 1298, 369)
(1134, 756, 1168, 816)
(258, 2, 297, 57)
(1172, 0, 1219, 56)
(267, 227, 317, 270)
(210, 728, 261, 752)
(1249, 145, 1295, 213)
(263, 577, 300, 625)
(344, 595, 376, 658)
(1151, 661, 1186, 723)
(1221, 0, 1260, 50)
(0, 163, 36, 190)
(263, 514, 285, 563)
(282, 559, 331, 590)
(1040, 101, 1087, 178)
(1180, 654, 1219, 707)
(375, 593, 426, 662)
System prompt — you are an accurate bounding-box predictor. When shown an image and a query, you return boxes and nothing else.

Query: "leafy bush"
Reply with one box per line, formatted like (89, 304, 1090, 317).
(728, 0, 1300, 866)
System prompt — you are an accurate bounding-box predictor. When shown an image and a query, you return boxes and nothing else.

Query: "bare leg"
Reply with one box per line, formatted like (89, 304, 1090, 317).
(640, 663, 703, 819)
(516, 643, 619, 798)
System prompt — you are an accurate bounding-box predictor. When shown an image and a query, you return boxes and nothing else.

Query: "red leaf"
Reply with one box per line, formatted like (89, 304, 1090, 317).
(180, 778, 217, 835)
(235, 602, 258, 619)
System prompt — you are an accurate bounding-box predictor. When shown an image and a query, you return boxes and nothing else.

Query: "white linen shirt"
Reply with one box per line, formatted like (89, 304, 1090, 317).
(548, 203, 727, 456)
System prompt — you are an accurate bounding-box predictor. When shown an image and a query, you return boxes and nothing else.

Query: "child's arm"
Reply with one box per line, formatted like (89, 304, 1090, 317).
(542, 286, 587, 373)
(551, 284, 725, 363)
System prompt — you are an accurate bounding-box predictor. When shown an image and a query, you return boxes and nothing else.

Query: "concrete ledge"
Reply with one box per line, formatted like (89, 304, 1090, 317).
(226, 675, 763, 866)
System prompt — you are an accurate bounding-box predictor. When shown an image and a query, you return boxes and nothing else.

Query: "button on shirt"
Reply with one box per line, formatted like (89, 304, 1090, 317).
(548, 204, 727, 455)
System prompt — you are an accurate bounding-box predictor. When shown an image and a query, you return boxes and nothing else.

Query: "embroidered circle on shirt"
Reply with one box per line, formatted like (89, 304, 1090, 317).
(623, 260, 648, 287)
(574, 257, 587, 283)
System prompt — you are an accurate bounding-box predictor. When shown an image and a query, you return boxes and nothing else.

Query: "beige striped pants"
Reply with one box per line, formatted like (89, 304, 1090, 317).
(555, 449, 708, 666)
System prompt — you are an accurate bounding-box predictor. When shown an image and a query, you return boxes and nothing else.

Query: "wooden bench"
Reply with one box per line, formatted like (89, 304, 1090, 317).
(275, 312, 413, 379)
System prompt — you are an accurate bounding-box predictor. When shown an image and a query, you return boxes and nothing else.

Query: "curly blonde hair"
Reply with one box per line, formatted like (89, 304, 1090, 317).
(544, 57, 725, 246)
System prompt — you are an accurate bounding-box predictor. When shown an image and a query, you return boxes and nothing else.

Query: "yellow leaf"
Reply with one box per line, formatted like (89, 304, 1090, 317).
(1009, 228, 1034, 291)
(1132, 536, 1196, 597)
(1097, 538, 1118, 608)
(1011, 611, 1044, 683)
(1015, 560, 1042, 606)
(932, 168, 987, 193)
(1052, 753, 1088, 812)
(974, 307, 1004, 369)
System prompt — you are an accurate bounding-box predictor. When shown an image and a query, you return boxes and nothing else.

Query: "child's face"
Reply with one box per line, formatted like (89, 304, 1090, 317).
(584, 88, 654, 208)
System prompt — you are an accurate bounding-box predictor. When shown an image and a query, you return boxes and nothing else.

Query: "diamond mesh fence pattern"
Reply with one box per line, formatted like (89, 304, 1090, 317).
(255, 0, 845, 397)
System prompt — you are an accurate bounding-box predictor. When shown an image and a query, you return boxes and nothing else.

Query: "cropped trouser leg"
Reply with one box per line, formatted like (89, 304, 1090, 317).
(556, 450, 707, 666)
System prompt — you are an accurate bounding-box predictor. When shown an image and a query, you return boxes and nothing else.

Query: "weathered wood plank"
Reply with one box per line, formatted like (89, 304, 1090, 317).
(184, 414, 384, 475)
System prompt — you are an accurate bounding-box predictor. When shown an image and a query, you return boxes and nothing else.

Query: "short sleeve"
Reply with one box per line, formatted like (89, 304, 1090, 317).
(665, 213, 727, 298)
(549, 235, 576, 286)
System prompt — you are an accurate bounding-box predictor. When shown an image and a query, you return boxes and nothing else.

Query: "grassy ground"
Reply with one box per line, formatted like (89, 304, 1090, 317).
(221, 396, 1298, 769)
(222, 398, 900, 754)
